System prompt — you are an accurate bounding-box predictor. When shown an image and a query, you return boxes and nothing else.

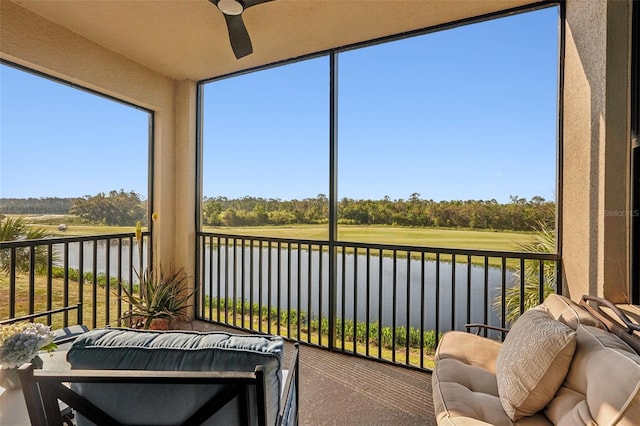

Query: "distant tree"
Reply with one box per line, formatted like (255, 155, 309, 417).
(0, 217, 53, 274)
(70, 190, 145, 226)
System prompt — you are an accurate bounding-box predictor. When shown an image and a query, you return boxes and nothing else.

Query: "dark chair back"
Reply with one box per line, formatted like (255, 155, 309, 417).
(18, 363, 270, 426)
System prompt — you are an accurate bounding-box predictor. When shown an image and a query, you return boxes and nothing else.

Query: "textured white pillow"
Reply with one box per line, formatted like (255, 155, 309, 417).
(496, 306, 577, 420)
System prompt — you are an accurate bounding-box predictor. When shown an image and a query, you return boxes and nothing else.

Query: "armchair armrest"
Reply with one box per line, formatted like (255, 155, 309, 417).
(580, 295, 640, 334)
(278, 343, 299, 426)
(53, 324, 89, 345)
(580, 295, 640, 354)
(464, 323, 509, 336)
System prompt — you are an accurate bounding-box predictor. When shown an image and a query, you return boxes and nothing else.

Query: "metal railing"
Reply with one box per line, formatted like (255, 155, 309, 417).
(196, 232, 560, 371)
(0, 233, 149, 329)
(1, 231, 559, 372)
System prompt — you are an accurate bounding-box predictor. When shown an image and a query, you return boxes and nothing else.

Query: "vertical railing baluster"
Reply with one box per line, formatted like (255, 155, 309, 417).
(539, 259, 545, 304)
(466, 255, 472, 327)
(405, 251, 411, 365)
(318, 244, 323, 347)
(9, 248, 16, 319)
(78, 242, 85, 326)
(296, 242, 301, 340)
(233, 238, 238, 327)
(128, 236, 135, 325)
(241, 238, 246, 329)
(91, 241, 98, 328)
(258, 240, 263, 334)
(116, 238, 123, 327)
(519, 257, 526, 316)
(208, 236, 213, 321)
(341, 246, 346, 351)
(63, 242, 70, 327)
(392, 249, 397, 363)
(250, 238, 255, 330)
(353, 246, 358, 355)
(29, 246, 35, 317)
(307, 243, 312, 344)
(105, 239, 111, 326)
(224, 237, 229, 324)
(287, 241, 292, 339)
(276, 241, 281, 336)
(450, 254, 456, 331)
(501, 257, 507, 336)
(378, 248, 383, 360)
(47, 243, 53, 325)
(483, 256, 489, 337)
(365, 247, 371, 357)
(434, 252, 440, 348)
(268, 241, 273, 336)
(420, 251, 425, 369)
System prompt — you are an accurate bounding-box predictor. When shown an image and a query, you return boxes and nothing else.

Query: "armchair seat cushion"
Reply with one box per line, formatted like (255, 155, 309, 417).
(433, 331, 552, 426)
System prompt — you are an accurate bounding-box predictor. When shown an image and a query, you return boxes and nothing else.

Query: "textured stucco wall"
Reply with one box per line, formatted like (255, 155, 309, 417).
(0, 1, 198, 294)
(562, 0, 631, 302)
(173, 80, 198, 317)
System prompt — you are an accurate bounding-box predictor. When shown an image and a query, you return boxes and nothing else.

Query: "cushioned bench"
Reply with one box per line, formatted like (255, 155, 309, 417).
(432, 294, 640, 425)
(19, 328, 298, 426)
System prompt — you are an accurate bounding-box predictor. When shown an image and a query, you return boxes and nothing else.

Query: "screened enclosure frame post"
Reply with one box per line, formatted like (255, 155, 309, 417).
(328, 51, 339, 350)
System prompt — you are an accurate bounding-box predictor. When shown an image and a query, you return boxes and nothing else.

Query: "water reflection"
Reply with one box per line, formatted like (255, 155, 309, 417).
(202, 245, 513, 332)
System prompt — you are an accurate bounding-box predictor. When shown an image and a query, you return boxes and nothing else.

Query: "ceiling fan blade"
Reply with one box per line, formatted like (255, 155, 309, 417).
(224, 13, 252, 59)
(242, 0, 273, 9)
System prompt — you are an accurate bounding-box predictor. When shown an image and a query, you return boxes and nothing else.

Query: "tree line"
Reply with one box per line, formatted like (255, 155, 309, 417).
(0, 197, 77, 214)
(203, 193, 554, 232)
(1, 192, 555, 231)
(0, 191, 146, 226)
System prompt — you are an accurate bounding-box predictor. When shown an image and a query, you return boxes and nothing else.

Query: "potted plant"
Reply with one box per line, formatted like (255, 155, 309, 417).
(118, 266, 195, 330)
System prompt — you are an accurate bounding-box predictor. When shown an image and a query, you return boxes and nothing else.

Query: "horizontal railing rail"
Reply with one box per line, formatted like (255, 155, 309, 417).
(0, 303, 82, 326)
(196, 231, 560, 371)
(0, 232, 149, 330)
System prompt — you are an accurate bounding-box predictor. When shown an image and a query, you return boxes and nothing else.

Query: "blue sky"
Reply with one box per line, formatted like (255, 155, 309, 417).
(1, 5, 558, 204)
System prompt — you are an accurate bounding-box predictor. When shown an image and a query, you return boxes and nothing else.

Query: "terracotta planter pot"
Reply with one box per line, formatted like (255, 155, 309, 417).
(149, 318, 170, 330)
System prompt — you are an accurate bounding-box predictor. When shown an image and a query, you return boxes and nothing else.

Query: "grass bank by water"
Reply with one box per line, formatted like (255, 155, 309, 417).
(204, 224, 536, 252)
(13, 213, 537, 252)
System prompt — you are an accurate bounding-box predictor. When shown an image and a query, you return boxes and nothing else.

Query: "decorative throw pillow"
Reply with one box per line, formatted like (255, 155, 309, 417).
(496, 306, 577, 421)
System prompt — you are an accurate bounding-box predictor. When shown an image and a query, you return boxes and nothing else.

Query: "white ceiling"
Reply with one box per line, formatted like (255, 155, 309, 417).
(10, 0, 539, 81)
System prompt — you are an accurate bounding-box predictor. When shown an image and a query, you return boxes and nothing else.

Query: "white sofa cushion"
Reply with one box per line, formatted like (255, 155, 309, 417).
(496, 307, 577, 421)
(545, 325, 640, 425)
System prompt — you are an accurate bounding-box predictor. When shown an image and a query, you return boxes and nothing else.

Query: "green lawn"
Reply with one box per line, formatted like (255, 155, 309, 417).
(17, 213, 538, 252)
(204, 224, 536, 252)
(42, 224, 136, 236)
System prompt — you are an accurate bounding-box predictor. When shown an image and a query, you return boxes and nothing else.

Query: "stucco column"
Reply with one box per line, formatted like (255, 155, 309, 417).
(562, 0, 632, 303)
(153, 79, 197, 318)
(173, 80, 198, 318)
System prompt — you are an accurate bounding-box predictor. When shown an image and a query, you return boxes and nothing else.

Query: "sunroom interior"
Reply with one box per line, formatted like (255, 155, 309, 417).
(2, 0, 637, 303)
(1, 0, 639, 424)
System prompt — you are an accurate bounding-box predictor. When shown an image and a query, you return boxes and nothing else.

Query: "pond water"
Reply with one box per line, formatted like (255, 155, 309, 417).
(202, 245, 513, 332)
(54, 240, 514, 332)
